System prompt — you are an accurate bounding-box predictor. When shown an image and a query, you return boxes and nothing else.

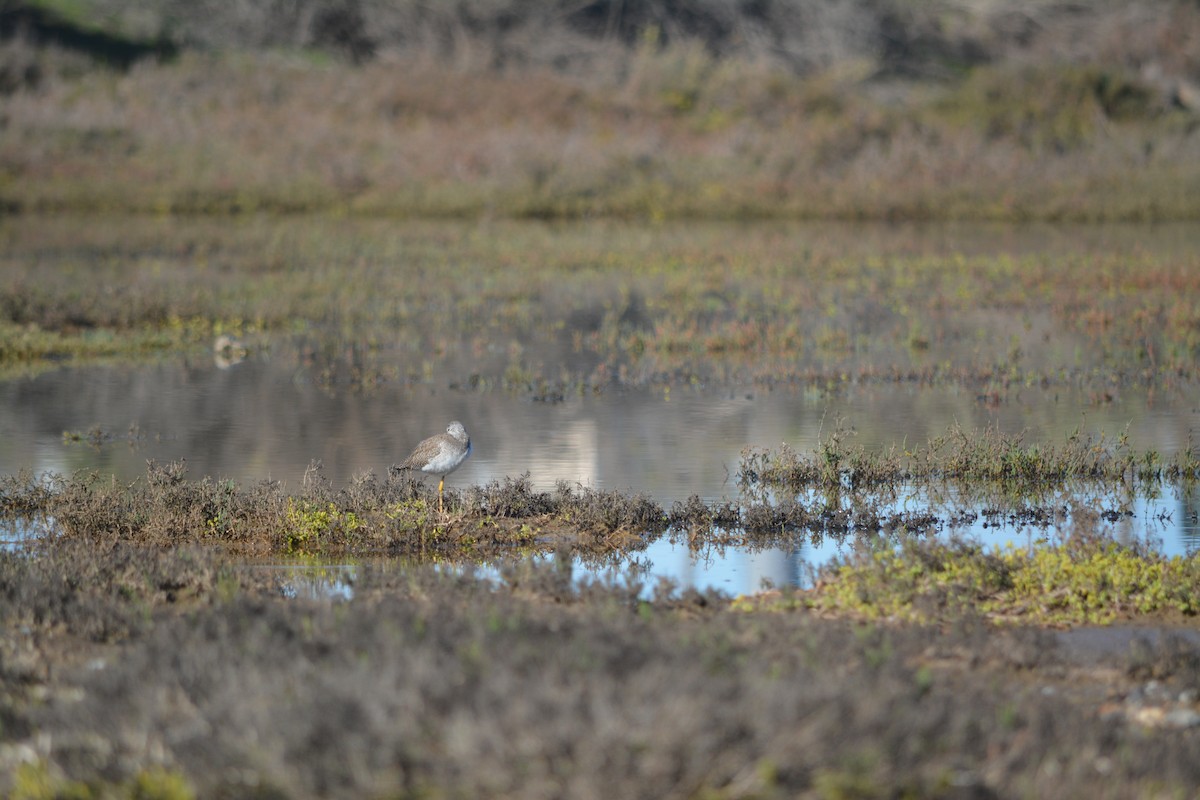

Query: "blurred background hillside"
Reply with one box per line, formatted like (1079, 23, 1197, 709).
(2, 0, 1198, 219)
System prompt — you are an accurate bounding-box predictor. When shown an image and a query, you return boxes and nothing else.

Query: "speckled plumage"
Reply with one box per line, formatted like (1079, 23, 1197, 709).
(397, 421, 471, 511)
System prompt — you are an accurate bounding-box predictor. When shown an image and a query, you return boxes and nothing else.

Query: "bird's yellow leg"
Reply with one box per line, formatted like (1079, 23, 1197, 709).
(438, 478, 445, 512)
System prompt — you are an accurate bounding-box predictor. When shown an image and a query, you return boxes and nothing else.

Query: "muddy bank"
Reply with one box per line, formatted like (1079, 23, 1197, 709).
(2, 542, 1199, 798)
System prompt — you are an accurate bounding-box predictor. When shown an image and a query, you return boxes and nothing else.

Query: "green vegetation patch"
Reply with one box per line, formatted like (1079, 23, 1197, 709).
(0, 320, 197, 375)
(283, 497, 363, 555)
(10, 761, 194, 800)
(933, 64, 1164, 152)
(740, 537, 1200, 626)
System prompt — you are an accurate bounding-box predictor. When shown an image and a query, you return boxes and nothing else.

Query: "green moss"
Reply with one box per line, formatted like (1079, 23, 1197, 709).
(812, 751, 886, 800)
(10, 761, 89, 800)
(385, 499, 435, 531)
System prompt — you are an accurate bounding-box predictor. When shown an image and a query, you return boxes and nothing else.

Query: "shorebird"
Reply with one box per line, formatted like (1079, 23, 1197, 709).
(395, 421, 472, 512)
(213, 334, 248, 369)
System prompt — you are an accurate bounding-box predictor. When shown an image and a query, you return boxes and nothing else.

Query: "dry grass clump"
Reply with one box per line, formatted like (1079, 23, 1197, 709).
(550, 480, 667, 534)
(463, 472, 559, 518)
(667, 494, 741, 530)
(0, 539, 217, 644)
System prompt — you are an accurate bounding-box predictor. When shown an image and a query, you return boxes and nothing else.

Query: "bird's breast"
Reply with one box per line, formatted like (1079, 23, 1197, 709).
(421, 440, 470, 475)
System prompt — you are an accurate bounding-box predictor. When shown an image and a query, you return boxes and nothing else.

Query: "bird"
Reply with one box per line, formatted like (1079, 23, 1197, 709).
(212, 334, 248, 369)
(395, 421, 472, 512)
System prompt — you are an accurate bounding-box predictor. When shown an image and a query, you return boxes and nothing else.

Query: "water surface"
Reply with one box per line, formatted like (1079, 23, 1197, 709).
(2, 357, 1196, 595)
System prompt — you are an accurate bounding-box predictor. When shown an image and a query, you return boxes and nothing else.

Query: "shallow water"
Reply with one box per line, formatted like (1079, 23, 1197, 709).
(2, 356, 1197, 595)
(5, 356, 1198, 498)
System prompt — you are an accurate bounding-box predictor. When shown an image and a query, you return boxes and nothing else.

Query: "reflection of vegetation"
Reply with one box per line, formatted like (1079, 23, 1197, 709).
(740, 536, 1200, 625)
(0, 319, 201, 378)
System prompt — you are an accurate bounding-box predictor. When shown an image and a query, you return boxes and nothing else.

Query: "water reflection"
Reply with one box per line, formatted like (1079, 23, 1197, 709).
(0, 517, 49, 552)
(244, 563, 357, 601)
(597, 481, 1195, 598)
(637, 538, 810, 596)
(2, 357, 1196, 502)
(0, 358, 1196, 594)
(1180, 483, 1200, 553)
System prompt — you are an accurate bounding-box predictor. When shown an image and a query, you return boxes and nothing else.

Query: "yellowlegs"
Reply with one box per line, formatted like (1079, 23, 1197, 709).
(396, 421, 472, 512)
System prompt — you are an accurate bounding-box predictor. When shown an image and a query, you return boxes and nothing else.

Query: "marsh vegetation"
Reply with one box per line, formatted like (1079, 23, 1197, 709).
(2, 1, 1200, 797)
(6, 234, 1197, 800)
(2, 216, 1198, 394)
(4, 1, 1200, 220)
(5, 543, 1200, 799)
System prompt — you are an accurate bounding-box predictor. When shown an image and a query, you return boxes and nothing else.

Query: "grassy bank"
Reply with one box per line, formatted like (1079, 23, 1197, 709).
(2, 2, 1199, 221)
